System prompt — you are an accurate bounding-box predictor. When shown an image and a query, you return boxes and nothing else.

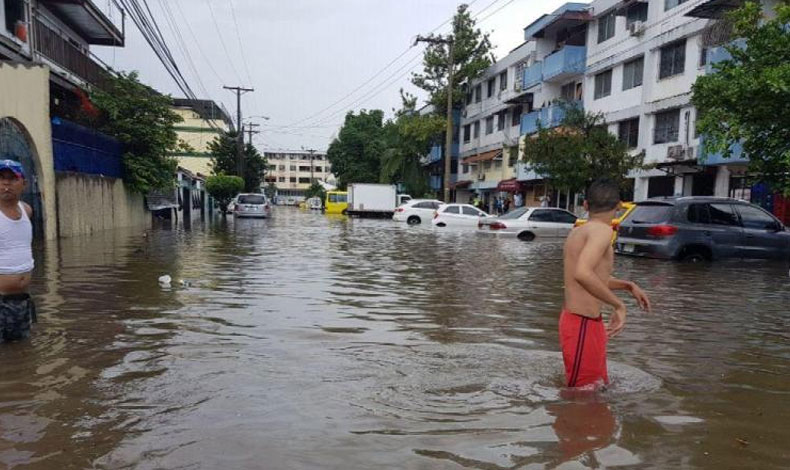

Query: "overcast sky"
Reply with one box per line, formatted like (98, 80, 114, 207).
(93, 0, 574, 152)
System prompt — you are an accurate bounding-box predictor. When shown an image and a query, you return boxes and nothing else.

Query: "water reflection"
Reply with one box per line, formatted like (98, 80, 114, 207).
(0, 209, 788, 469)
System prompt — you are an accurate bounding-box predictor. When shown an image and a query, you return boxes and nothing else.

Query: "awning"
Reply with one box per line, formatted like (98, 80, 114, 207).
(496, 178, 524, 193)
(462, 149, 502, 164)
(40, 0, 124, 46)
(451, 180, 472, 189)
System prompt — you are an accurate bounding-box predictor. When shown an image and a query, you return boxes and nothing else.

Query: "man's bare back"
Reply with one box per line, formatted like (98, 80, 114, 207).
(563, 221, 614, 318)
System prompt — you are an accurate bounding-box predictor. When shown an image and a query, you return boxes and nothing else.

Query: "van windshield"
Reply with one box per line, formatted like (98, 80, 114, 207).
(238, 195, 266, 205)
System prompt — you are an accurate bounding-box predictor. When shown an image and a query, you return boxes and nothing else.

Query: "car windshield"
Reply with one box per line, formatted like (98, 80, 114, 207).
(629, 204, 672, 224)
(238, 195, 266, 205)
(500, 207, 529, 220)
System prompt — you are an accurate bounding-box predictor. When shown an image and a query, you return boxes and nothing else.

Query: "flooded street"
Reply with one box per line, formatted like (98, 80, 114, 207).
(2, 208, 789, 469)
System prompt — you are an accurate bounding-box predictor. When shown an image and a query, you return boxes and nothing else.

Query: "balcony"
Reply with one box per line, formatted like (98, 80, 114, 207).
(39, 0, 124, 46)
(34, 18, 110, 89)
(520, 101, 581, 135)
(522, 62, 542, 90)
(542, 45, 586, 82)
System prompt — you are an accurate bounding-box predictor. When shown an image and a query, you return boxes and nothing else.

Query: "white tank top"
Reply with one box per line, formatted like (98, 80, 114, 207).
(0, 202, 34, 275)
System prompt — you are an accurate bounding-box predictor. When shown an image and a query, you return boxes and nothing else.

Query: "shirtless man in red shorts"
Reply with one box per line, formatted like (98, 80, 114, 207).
(560, 178, 651, 388)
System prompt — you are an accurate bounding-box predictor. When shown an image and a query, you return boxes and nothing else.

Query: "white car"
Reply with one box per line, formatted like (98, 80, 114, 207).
(432, 203, 490, 228)
(393, 199, 443, 225)
(478, 207, 577, 241)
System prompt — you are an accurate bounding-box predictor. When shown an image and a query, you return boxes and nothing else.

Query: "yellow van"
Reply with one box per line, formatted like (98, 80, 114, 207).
(324, 191, 348, 215)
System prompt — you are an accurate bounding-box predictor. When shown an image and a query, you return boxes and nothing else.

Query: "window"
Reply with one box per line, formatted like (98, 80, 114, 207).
(499, 71, 507, 90)
(299, 166, 311, 172)
(462, 206, 481, 216)
(629, 204, 672, 224)
(594, 69, 612, 99)
(622, 56, 644, 90)
(473, 121, 480, 138)
(501, 207, 528, 219)
(709, 203, 739, 226)
(463, 124, 471, 143)
(659, 40, 686, 79)
(315, 166, 323, 172)
(289, 165, 297, 171)
(278, 165, 285, 171)
(654, 109, 680, 144)
(687, 203, 711, 224)
(278, 177, 285, 183)
(487, 78, 496, 98)
(699, 46, 708, 67)
(483, 161, 491, 170)
(238, 195, 266, 204)
(597, 12, 616, 43)
(485, 115, 494, 134)
(299, 177, 311, 184)
(289, 177, 297, 183)
(414, 201, 437, 209)
(626, 3, 648, 26)
(462, 164, 469, 174)
(494, 160, 502, 169)
(268, 164, 276, 171)
(474, 84, 482, 102)
(553, 210, 578, 224)
(497, 111, 506, 131)
(737, 205, 779, 230)
(665, 0, 689, 11)
(466, 91, 473, 105)
(529, 209, 555, 222)
(444, 206, 460, 214)
(560, 82, 576, 101)
(4, 0, 25, 35)
(511, 105, 523, 127)
(618, 118, 640, 148)
(329, 193, 347, 203)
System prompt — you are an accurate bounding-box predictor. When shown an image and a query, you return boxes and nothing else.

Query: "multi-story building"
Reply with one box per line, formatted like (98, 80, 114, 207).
(517, 2, 592, 211)
(263, 151, 332, 203)
(457, 40, 537, 210)
(170, 98, 234, 176)
(583, 0, 720, 200)
(419, 104, 459, 201)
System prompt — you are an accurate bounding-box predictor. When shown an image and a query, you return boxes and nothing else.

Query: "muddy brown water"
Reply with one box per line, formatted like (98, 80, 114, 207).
(1, 208, 789, 469)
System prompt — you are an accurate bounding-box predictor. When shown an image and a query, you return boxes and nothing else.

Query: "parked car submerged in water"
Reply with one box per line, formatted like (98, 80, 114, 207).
(432, 203, 490, 228)
(393, 199, 443, 225)
(478, 207, 577, 241)
(234, 193, 272, 218)
(615, 197, 790, 261)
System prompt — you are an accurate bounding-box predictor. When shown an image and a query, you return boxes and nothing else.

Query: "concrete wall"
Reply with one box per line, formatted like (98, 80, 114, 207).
(0, 63, 57, 240)
(55, 172, 150, 238)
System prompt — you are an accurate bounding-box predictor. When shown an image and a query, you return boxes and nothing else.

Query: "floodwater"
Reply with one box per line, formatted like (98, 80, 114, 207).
(2, 208, 789, 469)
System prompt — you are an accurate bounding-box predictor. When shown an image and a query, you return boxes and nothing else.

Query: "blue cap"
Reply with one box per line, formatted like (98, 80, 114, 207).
(0, 160, 24, 178)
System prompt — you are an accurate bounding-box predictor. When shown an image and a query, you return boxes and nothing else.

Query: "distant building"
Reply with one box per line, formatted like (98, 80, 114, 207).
(418, 104, 459, 201)
(263, 151, 332, 203)
(169, 98, 234, 176)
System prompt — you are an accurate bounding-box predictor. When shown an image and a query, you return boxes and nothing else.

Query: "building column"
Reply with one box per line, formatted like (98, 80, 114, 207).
(714, 166, 730, 197)
(674, 176, 685, 196)
(634, 177, 649, 202)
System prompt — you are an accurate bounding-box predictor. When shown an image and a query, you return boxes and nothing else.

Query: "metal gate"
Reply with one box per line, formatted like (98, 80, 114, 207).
(0, 118, 44, 238)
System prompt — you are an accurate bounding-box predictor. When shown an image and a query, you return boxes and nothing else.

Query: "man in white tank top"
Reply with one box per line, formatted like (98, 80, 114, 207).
(0, 159, 36, 342)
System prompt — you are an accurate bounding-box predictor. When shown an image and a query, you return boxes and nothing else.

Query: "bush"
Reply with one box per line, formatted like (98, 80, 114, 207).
(206, 174, 244, 214)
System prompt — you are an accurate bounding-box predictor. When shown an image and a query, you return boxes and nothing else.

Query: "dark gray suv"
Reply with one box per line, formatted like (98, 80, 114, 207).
(615, 197, 790, 262)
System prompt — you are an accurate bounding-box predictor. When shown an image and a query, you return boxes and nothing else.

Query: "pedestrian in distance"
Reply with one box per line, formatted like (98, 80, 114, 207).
(503, 197, 511, 214)
(0, 160, 36, 343)
(559, 178, 651, 389)
(494, 197, 502, 216)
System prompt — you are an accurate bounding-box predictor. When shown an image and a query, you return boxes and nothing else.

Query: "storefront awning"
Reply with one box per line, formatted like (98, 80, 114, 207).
(462, 149, 502, 164)
(496, 178, 524, 193)
(451, 180, 472, 189)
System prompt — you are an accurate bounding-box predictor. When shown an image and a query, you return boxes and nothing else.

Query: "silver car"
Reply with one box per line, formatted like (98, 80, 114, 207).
(234, 193, 272, 218)
(478, 207, 578, 241)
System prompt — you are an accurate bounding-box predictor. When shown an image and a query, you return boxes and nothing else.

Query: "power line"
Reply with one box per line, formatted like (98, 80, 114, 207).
(171, 0, 226, 84)
(203, 0, 244, 86)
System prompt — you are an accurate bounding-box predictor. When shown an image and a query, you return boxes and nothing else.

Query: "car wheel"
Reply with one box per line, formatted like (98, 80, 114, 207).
(436, 222, 446, 227)
(407, 216, 421, 225)
(341, 209, 348, 216)
(517, 231, 535, 242)
(679, 247, 711, 263)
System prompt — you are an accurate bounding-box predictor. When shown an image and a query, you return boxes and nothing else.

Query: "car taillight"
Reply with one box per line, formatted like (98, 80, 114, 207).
(647, 225, 678, 237)
(490, 222, 507, 230)
(395, 207, 404, 213)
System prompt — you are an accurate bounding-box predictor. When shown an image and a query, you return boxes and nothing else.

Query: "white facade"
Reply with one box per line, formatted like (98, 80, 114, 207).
(264, 151, 333, 199)
(584, 0, 719, 200)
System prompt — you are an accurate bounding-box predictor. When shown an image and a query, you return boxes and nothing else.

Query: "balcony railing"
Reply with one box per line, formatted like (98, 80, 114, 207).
(520, 101, 581, 135)
(542, 45, 586, 82)
(522, 61, 542, 90)
(34, 18, 110, 89)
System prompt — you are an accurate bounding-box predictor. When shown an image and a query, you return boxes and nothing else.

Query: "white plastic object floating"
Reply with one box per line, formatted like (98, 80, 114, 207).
(158, 274, 172, 286)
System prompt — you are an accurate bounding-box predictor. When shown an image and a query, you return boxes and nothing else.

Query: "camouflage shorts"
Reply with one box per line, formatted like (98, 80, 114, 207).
(0, 294, 36, 342)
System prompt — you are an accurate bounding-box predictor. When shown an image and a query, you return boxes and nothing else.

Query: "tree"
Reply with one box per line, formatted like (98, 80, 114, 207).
(304, 181, 326, 203)
(326, 110, 386, 188)
(207, 132, 268, 192)
(523, 106, 645, 194)
(264, 182, 278, 199)
(380, 92, 447, 196)
(411, 3, 495, 110)
(91, 71, 181, 193)
(206, 174, 244, 214)
(692, 1, 790, 194)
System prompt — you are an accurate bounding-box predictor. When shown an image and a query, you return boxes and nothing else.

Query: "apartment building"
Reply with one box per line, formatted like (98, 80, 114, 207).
(170, 98, 234, 176)
(263, 151, 332, 202)
(457, 40, 536, 210)
(418, 105, 459, 201)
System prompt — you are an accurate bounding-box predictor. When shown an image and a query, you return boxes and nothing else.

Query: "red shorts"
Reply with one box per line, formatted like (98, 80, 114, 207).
(559, 309, 608, 388)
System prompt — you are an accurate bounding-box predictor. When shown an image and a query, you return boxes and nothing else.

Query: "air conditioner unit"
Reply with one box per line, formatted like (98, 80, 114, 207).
(685, 146, 695, 159)
(628, 21, 645, 37)
(667, 144, 685, 160)
(477, 173, 486, 181)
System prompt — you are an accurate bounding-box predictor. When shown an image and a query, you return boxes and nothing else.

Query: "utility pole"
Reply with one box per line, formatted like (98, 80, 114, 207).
(302, 147, 317, 183)
(245, 122, 260, 146)
(415, 34, 455, 203)
(223, 85, 254, 178)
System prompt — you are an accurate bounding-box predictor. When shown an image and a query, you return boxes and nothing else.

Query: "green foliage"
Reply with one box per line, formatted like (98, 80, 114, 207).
(206, 174, 244, 214)
(264, 182, 278, 199)
(692, 1, 790, 194)
(207, 132, 268, 192)
(523, 106, 645, 193)
(326, 110, 386, 188)
(91, 71, 180, 193)
(411, 3, 495, 110)
(304, 181, 326, 203)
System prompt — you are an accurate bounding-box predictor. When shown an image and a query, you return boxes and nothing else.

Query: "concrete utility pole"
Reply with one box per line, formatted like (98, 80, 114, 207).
(245, 122, 260, 146)
(415, 34, 455, 203)
(302, 147, 317, 182)
(223, 85, 254, 177)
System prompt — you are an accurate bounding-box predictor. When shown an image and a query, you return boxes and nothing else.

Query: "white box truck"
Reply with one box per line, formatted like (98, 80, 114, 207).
(347, 184, 411, 218)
